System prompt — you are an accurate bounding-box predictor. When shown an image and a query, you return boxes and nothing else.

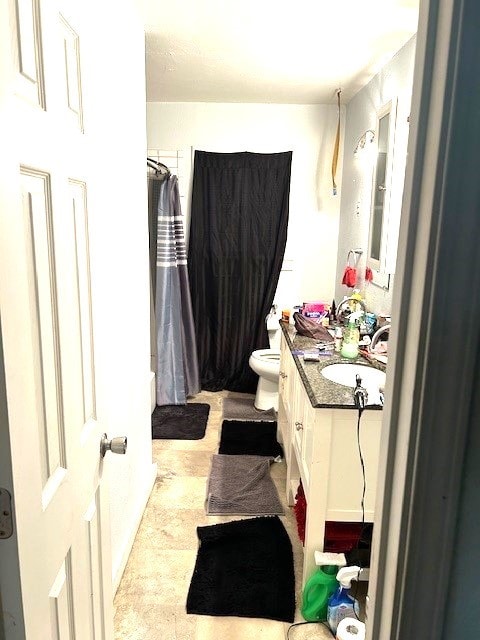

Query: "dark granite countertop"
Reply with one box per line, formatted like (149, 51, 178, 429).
(280, 321, 385, 410)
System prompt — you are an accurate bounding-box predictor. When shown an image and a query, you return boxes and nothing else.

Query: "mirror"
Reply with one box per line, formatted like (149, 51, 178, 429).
(367, 99, 398, 290)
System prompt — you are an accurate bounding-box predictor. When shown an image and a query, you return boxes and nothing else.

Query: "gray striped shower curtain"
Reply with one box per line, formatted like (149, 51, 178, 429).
(149, 174, 200, 405)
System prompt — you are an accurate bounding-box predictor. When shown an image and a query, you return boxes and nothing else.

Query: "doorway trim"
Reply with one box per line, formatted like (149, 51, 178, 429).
(367, 0, 480, 637)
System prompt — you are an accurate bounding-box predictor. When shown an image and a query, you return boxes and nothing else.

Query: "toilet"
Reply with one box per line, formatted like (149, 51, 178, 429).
(249, 311, 281, 411)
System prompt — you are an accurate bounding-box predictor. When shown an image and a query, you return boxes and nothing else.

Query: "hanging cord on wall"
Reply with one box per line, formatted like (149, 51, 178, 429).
(331, 89, 342, 195)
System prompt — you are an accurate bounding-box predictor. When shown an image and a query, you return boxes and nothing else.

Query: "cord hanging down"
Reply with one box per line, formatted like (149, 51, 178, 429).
(331, 88, 342, 196)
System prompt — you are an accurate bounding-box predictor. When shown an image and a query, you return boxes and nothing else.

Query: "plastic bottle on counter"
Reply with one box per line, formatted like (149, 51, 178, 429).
(329, 299, 337, 326)
(334, 327, 343, 352)
(340, 312, 361, 359)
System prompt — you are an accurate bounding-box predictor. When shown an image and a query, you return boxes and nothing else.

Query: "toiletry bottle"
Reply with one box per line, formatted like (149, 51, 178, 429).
(301, 564, 338, 622)
(329, 299, 337, 326)
(327, 566, 361, 635)
(334, 327, 343, 352)
(340, 312, 361, 359)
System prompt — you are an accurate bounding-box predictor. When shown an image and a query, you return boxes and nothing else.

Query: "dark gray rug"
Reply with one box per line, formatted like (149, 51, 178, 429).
(206, 455, 284, 515)
(222, 397, 276, 422)
(151, 403, 210, 439)
(186, 516, 295, 622)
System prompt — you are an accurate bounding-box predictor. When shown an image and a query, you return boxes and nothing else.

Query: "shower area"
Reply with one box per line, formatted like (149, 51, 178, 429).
(148, 147, 293, 405)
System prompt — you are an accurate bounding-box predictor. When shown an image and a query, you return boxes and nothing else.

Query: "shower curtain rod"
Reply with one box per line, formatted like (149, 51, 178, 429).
(147, 157, 171, 175)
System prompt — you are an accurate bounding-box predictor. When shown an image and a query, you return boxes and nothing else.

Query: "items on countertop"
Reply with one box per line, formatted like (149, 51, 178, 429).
(302, 301, 327, 318)
(279, 321, 386, 410)
(293, 312, 333, 341)
(340, 312, 362, 359)
(334, 327, 343, 352)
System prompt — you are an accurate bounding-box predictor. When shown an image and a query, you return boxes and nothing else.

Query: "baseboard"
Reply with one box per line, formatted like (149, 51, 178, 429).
(112, 461, 157, 594)
(150, 370, 156, 413)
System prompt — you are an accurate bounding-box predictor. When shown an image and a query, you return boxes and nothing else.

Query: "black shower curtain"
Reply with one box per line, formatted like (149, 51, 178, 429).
(188, 150, 292, 393)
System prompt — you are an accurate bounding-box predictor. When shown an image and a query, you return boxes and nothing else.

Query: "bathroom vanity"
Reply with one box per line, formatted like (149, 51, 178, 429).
(277, 323, 384, 585)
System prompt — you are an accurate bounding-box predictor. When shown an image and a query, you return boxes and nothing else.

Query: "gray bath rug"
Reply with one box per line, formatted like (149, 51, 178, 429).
(222, 397, 276, 422)
(206, 454, 284, 516)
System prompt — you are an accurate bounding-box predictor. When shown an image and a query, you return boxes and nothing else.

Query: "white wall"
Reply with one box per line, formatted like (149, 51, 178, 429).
(147, 102, 344, 311)
(83, 1, 155, 590)
(335, 37, 416, 316)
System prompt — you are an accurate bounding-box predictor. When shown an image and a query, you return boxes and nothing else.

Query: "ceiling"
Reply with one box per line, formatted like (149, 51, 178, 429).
(137, 0, 419, 104)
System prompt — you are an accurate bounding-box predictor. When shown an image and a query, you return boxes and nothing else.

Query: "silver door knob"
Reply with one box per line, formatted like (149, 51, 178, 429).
(100, 434, 127, 458)
(295, 422, 303, 431)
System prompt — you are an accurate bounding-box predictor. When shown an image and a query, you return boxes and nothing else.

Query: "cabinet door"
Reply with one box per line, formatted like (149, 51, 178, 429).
(279, 334, 288, 401)
(279, 334, 294, 416)
(300, 396, 316, 493)
(292, 372, 304, 457)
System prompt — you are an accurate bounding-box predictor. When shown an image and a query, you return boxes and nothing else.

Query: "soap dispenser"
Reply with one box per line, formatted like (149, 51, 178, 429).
(340, 312, 361, 359)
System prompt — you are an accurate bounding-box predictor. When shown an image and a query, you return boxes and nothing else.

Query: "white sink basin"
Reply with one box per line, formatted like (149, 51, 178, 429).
(321, 363, 386, 390)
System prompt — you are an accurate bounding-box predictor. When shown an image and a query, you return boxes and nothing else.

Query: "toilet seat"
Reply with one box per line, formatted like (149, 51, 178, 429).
(249, 348, 280, 380)
(250, 349, 280, 363)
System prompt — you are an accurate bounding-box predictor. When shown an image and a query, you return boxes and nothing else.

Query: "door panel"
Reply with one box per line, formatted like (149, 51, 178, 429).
(59, 13, 83, 131)
(69, 180, 96, 426)
(12, 0, 46, 108)
(49, 554, 76, 639)
(0, 0, 127, 637)
(22, 169, 65, 485)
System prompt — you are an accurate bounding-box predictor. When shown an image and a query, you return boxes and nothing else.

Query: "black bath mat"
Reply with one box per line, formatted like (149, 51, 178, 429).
(151, 403, 210, 439)
(186, 516, 295, 622)
(218, 420, 283, 458)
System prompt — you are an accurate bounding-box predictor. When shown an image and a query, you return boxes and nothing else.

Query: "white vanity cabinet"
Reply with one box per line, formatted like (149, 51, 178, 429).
(278, 333, 383, 584)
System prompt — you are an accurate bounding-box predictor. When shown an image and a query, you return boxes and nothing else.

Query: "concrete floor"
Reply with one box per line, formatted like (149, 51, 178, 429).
(114, 390, 335, 640)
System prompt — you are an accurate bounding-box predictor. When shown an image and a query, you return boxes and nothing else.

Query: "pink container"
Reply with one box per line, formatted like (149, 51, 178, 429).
(302, 302, 326, 316)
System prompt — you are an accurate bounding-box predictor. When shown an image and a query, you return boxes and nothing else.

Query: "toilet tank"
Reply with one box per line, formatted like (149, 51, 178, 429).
(266, 312, 281, 350)
(268, 329, 281, 350)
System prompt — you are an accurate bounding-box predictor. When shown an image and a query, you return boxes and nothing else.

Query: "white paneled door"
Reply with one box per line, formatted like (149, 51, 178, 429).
(0, 1, 145, 638)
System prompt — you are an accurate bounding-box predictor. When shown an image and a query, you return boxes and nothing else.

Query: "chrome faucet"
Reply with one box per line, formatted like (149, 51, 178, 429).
(336, 297, 366, 323)
(369, 324, 391, 352)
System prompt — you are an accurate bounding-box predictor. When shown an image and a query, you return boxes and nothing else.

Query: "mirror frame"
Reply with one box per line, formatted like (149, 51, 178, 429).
(367, 98, 398, 289)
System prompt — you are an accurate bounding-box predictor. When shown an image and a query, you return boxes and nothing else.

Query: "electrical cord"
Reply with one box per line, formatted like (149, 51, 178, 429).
(287, 620, 335, 639)
(350, 406, 367, 622)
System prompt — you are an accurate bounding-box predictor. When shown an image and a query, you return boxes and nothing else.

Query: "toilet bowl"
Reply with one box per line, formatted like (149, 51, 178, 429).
(249, 349, 281, 411)
(249, 308, 282, 411)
